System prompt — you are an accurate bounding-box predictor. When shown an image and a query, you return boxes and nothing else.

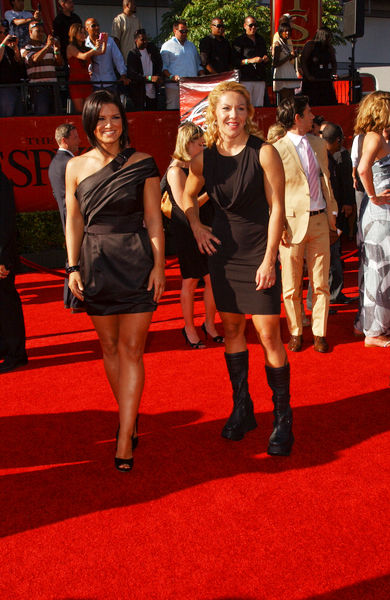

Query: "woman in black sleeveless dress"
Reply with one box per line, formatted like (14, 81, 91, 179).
(166, 122, 222, 349)
(65, 90, 165, 471)
(182, 81, 293, 456)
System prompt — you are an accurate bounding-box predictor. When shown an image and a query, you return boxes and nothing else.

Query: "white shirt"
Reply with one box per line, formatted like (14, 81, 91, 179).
(58, 148, 74, 157)
(160, 37, 202, 79)
(139, 48, 155, 99)
(287, 131, 326, 211)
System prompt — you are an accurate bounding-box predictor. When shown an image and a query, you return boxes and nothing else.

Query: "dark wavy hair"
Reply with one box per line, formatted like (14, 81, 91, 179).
(82, 90, 129, 154)
(276, 95, 309, 131)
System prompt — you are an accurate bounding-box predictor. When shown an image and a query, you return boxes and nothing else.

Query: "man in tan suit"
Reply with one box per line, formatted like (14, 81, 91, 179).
(274, 95, 338, 353)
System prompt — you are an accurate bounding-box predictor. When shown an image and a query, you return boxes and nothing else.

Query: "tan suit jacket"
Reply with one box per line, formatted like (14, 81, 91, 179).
(274, 133, 338, 244)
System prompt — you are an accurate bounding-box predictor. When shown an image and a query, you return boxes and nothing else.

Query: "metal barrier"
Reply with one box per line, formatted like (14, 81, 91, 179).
(0, 75, 361, 117)
(0, 79, 124, 116)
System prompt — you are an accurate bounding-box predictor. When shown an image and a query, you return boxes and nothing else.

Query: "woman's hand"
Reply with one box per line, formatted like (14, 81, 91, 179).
(68, 271, 84, 301)
(255, 259, 276, 291)
(280, 228, 291, 247)
(192, 223, 220, 255)
(0, 264, 10, 279)
(370, 190, 390, 206)
(147, 264, 165, 302)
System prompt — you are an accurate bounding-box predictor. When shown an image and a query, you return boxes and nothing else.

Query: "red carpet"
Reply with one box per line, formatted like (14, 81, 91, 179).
(1, 247, 390, 600)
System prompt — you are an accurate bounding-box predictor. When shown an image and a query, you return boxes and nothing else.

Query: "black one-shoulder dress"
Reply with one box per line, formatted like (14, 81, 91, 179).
(203, 135, 281, 315)
(75, 148, 160, 316)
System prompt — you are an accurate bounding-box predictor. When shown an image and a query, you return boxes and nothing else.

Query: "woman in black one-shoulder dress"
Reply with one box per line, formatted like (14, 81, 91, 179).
(65, 90, 165, 472)
(182, 81, 294, 456)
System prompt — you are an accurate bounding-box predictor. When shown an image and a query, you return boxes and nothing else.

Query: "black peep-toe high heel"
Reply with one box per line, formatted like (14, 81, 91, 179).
(114, 456, 134, 472)
(201, 322, 224, 344)
(116, 414, 139, 451)
(182, 327, 206, 349)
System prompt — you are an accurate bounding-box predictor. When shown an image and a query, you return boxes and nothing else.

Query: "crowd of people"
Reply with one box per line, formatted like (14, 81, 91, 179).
(0, 1, 341, 117)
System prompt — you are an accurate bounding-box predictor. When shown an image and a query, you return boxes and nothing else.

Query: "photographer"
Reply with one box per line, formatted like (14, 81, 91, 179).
(21, 21, 63, 115)
(0, 21, 25, 116)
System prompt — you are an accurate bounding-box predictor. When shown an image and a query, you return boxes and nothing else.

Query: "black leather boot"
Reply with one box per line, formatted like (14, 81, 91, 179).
(265, 363, 294, 456)
(221, 350, 258, 441)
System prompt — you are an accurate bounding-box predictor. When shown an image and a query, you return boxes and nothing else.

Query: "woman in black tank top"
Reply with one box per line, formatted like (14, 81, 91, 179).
(181, 81, 294, 456)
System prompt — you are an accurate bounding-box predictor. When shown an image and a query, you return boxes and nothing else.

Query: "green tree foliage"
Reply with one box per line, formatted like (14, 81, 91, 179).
(322, 0, 344, 45)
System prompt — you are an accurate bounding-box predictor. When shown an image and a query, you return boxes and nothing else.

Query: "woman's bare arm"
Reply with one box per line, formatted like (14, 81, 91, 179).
(256, 143, 285, 290)
(167, 164, 209, 210)
(143, 176, 165, 302)
(67, 43, 98, 61)
(359, 132, 390, 205)
(182, 152, 220, 255)
(65, 158, 85, 300)
(166, 165, 187, 211)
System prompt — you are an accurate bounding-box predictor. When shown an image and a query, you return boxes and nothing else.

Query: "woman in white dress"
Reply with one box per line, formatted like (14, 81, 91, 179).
(272, 23, 299, 103)
(355, 91, 390, 348)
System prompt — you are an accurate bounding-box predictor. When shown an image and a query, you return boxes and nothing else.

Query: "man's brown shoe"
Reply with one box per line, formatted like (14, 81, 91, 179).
(287, 335, 303, 352)
(313, 336, 329, 353)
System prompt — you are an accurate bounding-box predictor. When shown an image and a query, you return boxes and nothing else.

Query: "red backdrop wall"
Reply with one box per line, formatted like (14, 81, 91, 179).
(0, 106, 357, 213)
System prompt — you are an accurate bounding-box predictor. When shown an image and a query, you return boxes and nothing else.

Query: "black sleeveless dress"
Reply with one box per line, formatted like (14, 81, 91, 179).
(167, 166, 214, 280)
(75, 148, 160, 316)
(203, 135, 281, 315)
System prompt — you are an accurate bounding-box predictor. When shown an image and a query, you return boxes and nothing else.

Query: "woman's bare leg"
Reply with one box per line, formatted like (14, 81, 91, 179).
(90, 314, 120, 399)
(91, 312, 153, 467)
(115, 312, 153, 462)
(220, 312, 247, 354)
(181, 277, 201, 343)
(203, 274, 220, 338)
(251, 314, 287, 367)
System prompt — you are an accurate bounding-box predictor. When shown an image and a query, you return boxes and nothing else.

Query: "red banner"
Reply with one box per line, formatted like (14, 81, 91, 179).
(272, 0, 321, 48)
(179, 71, 239, 126)
(0, 105, 356, 213)
(0, 112, 180, 212)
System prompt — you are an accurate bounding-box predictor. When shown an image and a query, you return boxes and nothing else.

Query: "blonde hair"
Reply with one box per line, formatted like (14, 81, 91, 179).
(354, 91, 390, 134)
(172, 121, 204, 162)
(204, 81, 263, 148)
(267, 122, 286, 144)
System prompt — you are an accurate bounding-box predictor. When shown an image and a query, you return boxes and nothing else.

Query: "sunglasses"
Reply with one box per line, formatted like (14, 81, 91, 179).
(212, 24, 225, 29)
(247, 23, 257, 28)
(178, 29, 188, 34)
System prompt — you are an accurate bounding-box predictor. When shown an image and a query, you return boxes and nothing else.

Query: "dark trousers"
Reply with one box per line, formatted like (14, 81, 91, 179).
(0, 272, 26, 361)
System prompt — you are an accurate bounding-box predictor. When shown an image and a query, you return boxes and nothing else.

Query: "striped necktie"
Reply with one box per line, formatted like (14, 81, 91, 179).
(302, 137, 320, 201)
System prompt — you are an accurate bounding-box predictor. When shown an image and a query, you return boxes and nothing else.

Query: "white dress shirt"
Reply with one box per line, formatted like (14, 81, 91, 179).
(287, 131, 326, 211)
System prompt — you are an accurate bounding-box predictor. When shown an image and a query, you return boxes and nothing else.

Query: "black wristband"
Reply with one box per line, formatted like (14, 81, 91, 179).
(66, 265, 80, 274)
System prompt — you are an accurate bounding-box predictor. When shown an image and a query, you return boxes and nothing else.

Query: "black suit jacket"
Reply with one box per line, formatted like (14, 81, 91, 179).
(127, 43, 162, 110)
(0, 170, 17, 270)
(48, 149, 73, 233)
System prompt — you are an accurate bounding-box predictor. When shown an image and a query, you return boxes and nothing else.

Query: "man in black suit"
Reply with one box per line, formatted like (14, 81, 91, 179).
(127, 28, 162, 111)
(232, 16, 269, 107)
(0, 168, 28, 374)
(199, 17, 233, 74)
(48, 123, 83, 311)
